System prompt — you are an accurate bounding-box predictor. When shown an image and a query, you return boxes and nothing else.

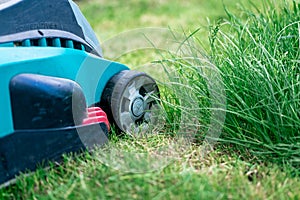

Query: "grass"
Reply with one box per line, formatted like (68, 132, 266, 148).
(154, 0, 300, 164)
(1, 0, 300, 199)
(208, 0, 300, 164)
(78, 0, 257, 41)
(2, 136, 300, 199)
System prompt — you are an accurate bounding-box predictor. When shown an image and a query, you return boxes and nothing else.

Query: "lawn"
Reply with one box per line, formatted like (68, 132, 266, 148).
(1, 0, 299, 199)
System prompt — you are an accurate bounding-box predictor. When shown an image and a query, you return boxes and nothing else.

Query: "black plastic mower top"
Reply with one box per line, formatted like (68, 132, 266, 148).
(0, 0, 103, 56)
(0, 0, 84, 38)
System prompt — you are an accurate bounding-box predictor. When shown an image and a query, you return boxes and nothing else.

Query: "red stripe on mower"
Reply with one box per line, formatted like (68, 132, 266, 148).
(82, 107, 110, 131)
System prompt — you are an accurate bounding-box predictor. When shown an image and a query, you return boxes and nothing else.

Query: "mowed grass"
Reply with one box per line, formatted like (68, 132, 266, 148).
(1, 0, 300, 199)
(2, 139, 300, 199)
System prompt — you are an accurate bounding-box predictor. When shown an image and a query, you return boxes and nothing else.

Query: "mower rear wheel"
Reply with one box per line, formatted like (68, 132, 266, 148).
(101, 70, 159, 134)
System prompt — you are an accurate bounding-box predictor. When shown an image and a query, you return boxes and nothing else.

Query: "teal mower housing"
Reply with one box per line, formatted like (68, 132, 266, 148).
(0, 0, 159, 185)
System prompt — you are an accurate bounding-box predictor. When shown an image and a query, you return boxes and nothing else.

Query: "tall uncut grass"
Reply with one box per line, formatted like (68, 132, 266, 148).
(210, 0, 300, 164)
(161, 1, 299, 165)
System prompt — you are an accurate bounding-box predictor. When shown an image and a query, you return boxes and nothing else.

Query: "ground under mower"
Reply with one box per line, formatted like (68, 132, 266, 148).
(0, 0, 159, 185)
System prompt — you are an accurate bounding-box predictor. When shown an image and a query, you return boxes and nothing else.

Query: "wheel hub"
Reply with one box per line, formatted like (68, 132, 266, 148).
(131, 97, 144, 117)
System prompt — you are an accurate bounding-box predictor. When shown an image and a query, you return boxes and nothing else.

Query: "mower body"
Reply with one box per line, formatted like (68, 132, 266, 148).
(0, 0, 128, 184)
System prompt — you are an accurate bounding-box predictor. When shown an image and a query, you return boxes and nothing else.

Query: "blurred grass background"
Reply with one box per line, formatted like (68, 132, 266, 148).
(77, 0, 258, 40)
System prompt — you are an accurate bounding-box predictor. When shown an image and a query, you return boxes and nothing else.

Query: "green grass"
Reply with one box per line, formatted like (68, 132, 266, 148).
(78, 0, 256, 41)
(2, 136, 300, 199)
(208, 0, 300, 164)
(153, 0, 300, 164)
(1, 0, 300, 199)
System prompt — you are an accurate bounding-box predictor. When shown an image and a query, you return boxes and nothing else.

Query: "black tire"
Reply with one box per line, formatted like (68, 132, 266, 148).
(100, 70, 159, 134)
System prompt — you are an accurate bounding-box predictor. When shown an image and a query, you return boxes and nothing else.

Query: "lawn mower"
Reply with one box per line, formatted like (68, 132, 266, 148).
(0, 0, 159, 185)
